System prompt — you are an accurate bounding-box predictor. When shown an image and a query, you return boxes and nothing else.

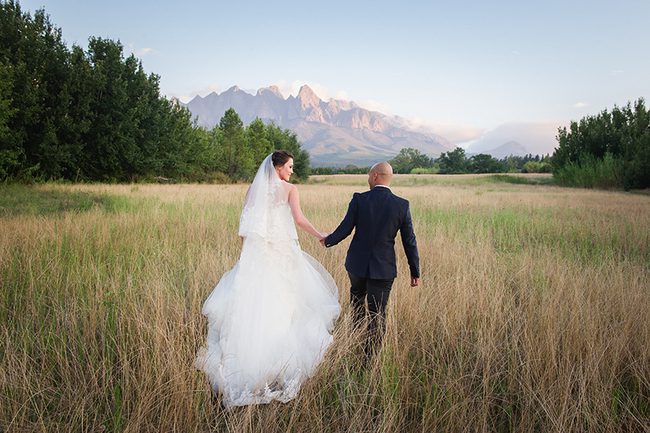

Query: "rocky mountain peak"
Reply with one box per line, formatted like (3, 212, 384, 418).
(183, 84, 457, 166)
(296, 85, 321, 109)
(477, 141, 528, 159)
(257, 85, 283, 99)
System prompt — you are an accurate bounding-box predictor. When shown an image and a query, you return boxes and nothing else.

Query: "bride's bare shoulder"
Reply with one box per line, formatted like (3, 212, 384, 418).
(281, 180, 296, 194)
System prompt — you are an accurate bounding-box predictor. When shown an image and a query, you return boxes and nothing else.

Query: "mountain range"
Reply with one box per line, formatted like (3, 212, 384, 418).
(183, 85, 458, 167)
(467, 141, 529, 159)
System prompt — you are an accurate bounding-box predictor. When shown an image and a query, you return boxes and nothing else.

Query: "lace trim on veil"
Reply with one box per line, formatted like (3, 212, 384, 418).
(238, 154, 293, 240)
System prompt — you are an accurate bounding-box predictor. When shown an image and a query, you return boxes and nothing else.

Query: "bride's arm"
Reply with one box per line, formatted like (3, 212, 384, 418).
(287, 184, 325, 239)
(238, 185, 251, 254)
(239, 185, 252, 247)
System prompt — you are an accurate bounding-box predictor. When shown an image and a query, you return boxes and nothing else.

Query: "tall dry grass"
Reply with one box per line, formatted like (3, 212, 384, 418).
(1, 176, 649, 432)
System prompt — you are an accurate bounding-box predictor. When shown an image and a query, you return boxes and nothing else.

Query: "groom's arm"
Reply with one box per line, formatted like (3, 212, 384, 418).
(400, 205, 420, 279)
(324, 194, 358, 247)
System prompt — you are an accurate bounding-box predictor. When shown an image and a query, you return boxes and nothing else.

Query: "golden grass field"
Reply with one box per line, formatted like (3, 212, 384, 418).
(1, 174, 649, 432)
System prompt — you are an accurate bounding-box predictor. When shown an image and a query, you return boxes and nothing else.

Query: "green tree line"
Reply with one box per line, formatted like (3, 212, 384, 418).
(311, 148, 552, 176)
(0, 1, 309, 183)
(434, 148, 551, 174)
(553, 98, 649, 190)
(311, 148, 551, 176)
(208, 109, 310, 182)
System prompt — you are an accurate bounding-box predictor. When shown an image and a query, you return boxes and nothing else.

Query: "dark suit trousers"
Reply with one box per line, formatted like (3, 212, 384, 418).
(348, 272, 394, 357)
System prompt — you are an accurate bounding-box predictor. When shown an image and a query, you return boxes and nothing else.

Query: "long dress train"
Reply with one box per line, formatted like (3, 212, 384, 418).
(195, 160, 340, 408)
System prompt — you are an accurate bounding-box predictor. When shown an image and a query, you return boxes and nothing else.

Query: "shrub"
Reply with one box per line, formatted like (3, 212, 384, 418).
(411, 166, 440, 174)
(553, 152, 624, 189)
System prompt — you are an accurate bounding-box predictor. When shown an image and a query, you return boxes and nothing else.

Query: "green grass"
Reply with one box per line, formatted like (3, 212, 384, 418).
(0, 184, 108, 216)
(308, 173, 555, 188)
(413, 199, 649, 266)
(1, 181, 649, 432)
(488, 174, 555, 185)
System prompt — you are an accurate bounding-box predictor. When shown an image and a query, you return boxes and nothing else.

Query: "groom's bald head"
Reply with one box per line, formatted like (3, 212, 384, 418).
(368, 162, 393, 189)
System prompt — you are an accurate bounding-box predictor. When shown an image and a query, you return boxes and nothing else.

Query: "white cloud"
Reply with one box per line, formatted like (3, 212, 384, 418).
(465, 120, 568, 156)
(574, 102, 589, 108)
(126, 43, 155, 57)
(357, 100, 391, 115)
(271, 80, 292, 97)
(409, 117, 485, 143)
(612, 70, 624, 75)
(134, 47, 154, 56)
(333, 90, 349, 100)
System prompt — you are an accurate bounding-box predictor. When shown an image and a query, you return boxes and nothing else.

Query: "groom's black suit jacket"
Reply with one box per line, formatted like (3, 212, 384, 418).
(324, 185, 419, 280)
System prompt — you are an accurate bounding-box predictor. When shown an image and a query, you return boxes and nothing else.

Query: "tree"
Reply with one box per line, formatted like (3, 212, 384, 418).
(553, 98, 650, 190)
(437, 147, 468, 174)
(0, 3, 313, 183)
(337, 165, 371, 174)
(388, 151, 413, 174)
(521, 159, 551, 173)
(469, 153, 502, 173)
(498, 154, 544, 172)
(219, 108, 247, 178)
(0, 62, 19, 179)
(409, 148, 435, 169)
(311, 167, 334, 175)
(388, 148, 434, 174)
(246, 117, 271, 168)
(205, 126, 223, 172)
(0, 0, 71, 180)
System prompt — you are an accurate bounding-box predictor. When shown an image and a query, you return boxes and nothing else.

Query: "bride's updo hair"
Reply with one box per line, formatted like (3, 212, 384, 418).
(272, 150, 294, 168)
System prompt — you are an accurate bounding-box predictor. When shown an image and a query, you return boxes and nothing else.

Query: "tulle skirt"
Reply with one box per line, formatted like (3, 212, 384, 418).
(195, 234, 340, 408)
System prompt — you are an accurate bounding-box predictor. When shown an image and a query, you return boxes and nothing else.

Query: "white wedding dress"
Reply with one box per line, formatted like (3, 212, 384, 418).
(196, 155, 340, 408)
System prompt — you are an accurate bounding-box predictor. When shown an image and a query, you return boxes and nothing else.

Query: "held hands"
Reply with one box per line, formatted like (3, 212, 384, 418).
(318, 233, 329, 247)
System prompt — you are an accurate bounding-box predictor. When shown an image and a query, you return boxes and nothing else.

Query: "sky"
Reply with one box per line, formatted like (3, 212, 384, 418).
(16, 0, 650, 156)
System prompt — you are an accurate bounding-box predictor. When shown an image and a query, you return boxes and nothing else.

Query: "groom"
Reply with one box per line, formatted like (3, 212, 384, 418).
(321, 162, 420, 359)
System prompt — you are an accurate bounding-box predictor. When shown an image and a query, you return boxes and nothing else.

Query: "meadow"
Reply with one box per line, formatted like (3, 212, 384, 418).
(1, 174, 649, 432)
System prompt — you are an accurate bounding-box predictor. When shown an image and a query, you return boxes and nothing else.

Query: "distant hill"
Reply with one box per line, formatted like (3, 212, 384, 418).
(184, 85, 456, 167)
(468, 141, 528, 159)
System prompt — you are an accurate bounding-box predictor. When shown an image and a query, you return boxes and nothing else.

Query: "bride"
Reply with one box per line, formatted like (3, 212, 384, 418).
(196, 150, 341, 408)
